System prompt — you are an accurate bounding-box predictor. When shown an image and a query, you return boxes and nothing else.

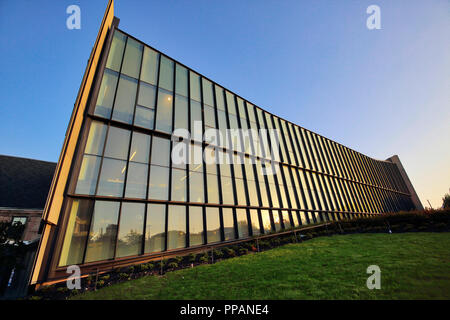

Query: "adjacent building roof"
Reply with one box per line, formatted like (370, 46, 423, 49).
(0, 155, 56, 209)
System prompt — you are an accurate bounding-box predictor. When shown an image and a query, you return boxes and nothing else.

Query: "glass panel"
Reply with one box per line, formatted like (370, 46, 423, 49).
(75, 155, 101, 195)
(189, 206, 204, 246)
(272, 210, 282, 231)
(282, 210, 291, 229)
(85, 121, 107, 156)
(96, 158, 127, 197)
(134, 106, 154, 129)
(58, 200, 92, 266)
(175, 64, 188, 97)
(225, 91, 237, 115)
(171, 168, 187, 201)
(145, 204, 166, 253)
(156, 88, 173, 133)
(202, 79, 214, 106)
(250, 209, 261, 235)
(235, 178, 247, 205)
(174, 94, 188, 130)
(116, 202, 145, 258)
(167, 205, 186, 250)
(141, 46, 159, 85)
(159, 56, 174, 91)
(222, 208, 235, 240)
(85, 201, 119, 263)
(121, 37, 143, 79)
(129, 132, 150, 164)
(104, 126, 130, 160)
(206, 207, 221, 243)
(151, 137, 170, 166)
(261, 210, 272, 233)
(221, 176, 234, 205)
(215, 85, 225, 110)
(292, 212, 299, 227)
(190, 72, 201, 101)
(106, 31, 126, 71)
(94, 69, 118, 119)
(204, 105, 215, 128)
(190, 100, 202, 137)
(207, 174, 219, 203)
(236, 209, 249, 238)
(112, 75, 138, 124)
(189, 171, 204, 203)
(138, 82, 156, 108)
(148, 165, 169, 200)
(125, 162, 148, 199)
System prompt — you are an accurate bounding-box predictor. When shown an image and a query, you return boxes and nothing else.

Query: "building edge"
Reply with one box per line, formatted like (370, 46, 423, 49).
(28, 0, 117, 288)
(386, 155, 423, 210)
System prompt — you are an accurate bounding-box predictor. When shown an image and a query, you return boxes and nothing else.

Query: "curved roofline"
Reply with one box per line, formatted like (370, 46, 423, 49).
(115, 25, 394, 165)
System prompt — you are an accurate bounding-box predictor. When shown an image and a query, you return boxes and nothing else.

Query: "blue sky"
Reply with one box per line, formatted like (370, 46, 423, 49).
(0, 0, 448, 208)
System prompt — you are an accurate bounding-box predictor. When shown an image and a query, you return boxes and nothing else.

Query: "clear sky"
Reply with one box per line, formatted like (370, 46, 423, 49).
(0, 0, 448, 209)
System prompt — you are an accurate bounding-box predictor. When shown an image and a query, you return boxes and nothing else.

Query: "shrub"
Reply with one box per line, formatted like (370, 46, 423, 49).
(223, 247, 235, 258)
(213, 249, 224, 259)
(199, 254, 209, 263)
(119, 272, 129, 280)
(187, 253, 197, 263)
(100, 274, 110, 281)
(174, 256, 183, 264)
(238, 247, 248, 255)
(167, 262, 178, 269)
(97, 280, 105, 287)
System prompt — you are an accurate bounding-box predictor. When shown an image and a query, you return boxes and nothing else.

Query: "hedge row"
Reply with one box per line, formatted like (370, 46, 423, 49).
(27, 208, 450, 300)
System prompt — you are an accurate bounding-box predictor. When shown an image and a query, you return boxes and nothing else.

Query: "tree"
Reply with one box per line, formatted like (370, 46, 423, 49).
(443, 193, 450, 209)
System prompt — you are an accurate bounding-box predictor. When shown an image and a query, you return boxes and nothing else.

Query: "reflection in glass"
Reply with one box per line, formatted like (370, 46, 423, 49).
(116, 202, 144, 258)
(85, 201, 119, 263)
(250, 209, 261, 235)
(190, 72, 201, 101)
(125, 162, 148, 199)
(236, 209, 249, 238)
(97, 158, 127, 197)
(175, 64, 188, 97)
(85, 121, 107, 155)
(159, 56, 174, 91)
(189, 171, 204, 203)
(151, 137, 170, 166)
(94, 69, 118, 119)
(106, 31, 126, 72)
(148, 165, 169, 200)
(202, 79, 214, 106)
(261, 210, 272, 233)
(221, 176, 234, 205)
(112, 75, 138, 124)
(174, 94, 188, 130)
(145, 204, 166, 253)
(167, 205, 186, 250)
(156, 88, 173, 133)
(59, 200, 92, 266)
(121, 37, 143, 79)
(103, 126, 130, 160)
(222, 208, 235, 240)
(75, 155, 101, 195)
(138, 82, 156, 108)
(207, 174, 219, 204)
(134, 105, 154, 129)
(282, 210, 291, 229)
(272, 210, 282, 231)
(141, 46, 159, 85)
(206, 207, 221, 243)
(129, 132, 150, 164)
(171, 168, 187, 201)
(189, 206, 204, 246)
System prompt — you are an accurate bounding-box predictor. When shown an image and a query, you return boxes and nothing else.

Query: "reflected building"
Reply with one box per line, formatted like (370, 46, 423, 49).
(30, 0, 423, 287)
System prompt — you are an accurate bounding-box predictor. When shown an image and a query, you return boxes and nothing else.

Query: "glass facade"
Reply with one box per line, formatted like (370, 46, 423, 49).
(58, 28, 416, 268)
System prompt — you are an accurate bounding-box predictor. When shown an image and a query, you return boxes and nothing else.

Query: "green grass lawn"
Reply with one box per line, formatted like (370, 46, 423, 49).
(73, 232, 450, 300)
